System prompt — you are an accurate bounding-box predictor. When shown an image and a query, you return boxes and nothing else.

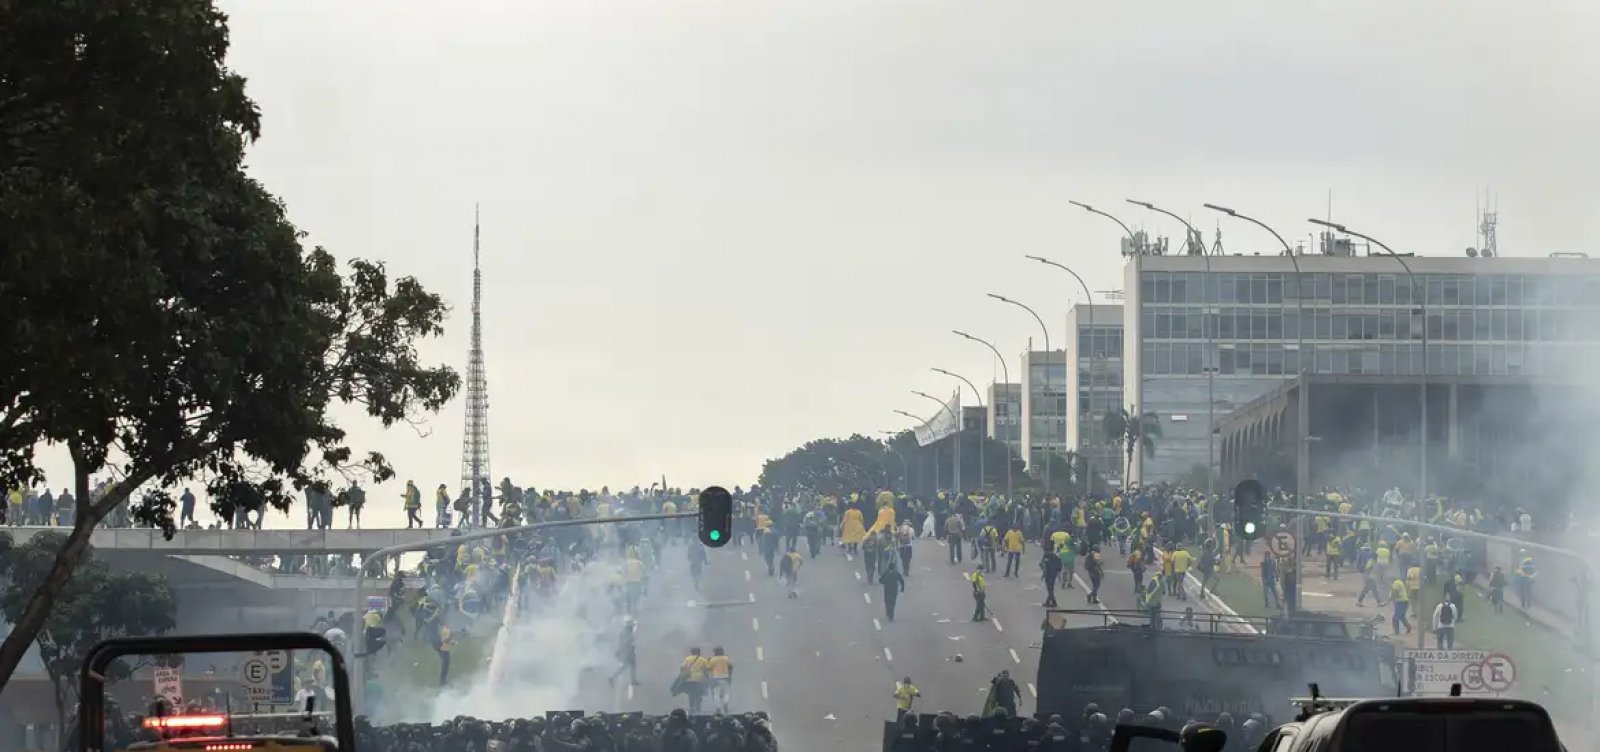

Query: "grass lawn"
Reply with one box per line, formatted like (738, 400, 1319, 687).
(1429, 582, 1592, 718)
(1189, 549, 1593, 722)
(1184, 547, 1279, 619)
(376, 621, 499, 692)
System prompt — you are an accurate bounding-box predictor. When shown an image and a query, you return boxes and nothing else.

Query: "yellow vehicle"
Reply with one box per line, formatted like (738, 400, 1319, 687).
(78, 632, 354, 752)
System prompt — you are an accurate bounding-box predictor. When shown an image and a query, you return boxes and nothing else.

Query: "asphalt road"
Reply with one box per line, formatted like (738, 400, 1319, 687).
(539, 534, 1242, 751)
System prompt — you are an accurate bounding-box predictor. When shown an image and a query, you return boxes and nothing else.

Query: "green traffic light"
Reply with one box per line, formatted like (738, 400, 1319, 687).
(709, 530, 722, 541)
(1243, 521, 1257, 535)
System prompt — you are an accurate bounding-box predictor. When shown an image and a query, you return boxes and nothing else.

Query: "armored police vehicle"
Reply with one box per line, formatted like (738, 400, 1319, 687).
(1037, 609, 1399, 724)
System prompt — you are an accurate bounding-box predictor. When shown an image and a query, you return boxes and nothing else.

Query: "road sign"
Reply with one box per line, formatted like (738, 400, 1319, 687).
(1462, 653, 1517, 693)
(153, 667, 182, 705)
(1405, 650, 1517, 695)
(1267, 530, 1296, 558)
(241, 657, 271, 701)
(262, 650, 289, 673)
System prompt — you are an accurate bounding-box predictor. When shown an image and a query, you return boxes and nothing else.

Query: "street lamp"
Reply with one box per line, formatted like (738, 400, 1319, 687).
(1069, 200, 1140, 254)
(1309, 218, 1428, 500)
(1310, 218, 1429, 649)
(878, 430, 912, 493)
(894, 409, 937, 495)
(988, 294, 1056, 495)
(1025, 255, 1098, 498)
(1129, 199, 1216, 509)
(953, 330, 1014, 499)
(913, 390, 963, 493)
(933, 367, 986, 493)
(1206, 203, 1308, 619)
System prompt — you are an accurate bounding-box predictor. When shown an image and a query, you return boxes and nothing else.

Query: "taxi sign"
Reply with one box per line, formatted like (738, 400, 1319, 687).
(1267, 530, 1296, 559)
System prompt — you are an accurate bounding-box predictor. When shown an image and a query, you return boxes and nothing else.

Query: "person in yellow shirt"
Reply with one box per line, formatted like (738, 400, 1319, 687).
(970, 569, 988, 622)
(436, 624, 453, 686)
(1169, 548, 1191, 600)
(403, 480, 422, 529)
(1406, 563, 1422, 603)
(1324, 534, 1343, 579)
(678, 647, 709, 713)
(706, 647, 734, 714)
(1390, 579, 1412, 634)
(1002, 528, 1026, 578)
(624, 553, 645, 613)
(894, 676, 921, 721)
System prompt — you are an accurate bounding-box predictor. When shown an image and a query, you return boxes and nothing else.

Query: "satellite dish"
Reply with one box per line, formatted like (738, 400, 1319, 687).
(1482, 248, 1494, 258)
(1466, 247, 1478, 258)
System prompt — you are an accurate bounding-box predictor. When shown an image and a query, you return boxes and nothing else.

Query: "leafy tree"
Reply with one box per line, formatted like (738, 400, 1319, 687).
(1103, 407, 1162, 487)
(758, 435, 889, 496)
(0, 0, 459, 689)
(0, 531, 178, 734)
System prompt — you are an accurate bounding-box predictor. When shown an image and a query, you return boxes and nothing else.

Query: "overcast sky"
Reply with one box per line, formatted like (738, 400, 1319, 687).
(33, 0, 1600, 521)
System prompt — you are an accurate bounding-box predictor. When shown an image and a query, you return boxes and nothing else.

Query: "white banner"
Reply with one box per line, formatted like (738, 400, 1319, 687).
(913, 390, 962, 447)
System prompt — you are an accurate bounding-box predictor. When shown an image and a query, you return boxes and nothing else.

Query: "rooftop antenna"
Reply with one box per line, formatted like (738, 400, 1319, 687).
(1478, 188, 1498, 258)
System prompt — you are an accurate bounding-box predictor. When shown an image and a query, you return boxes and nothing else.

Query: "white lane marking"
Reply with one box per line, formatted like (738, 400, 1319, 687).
(855, 571, 862, 581)
(873, 618, 882, 631)
(1027, 682, 1038, 698)
(847, 554, 855, 562)
(741, 551, 748, 561)
(748, 592, 756, 603)
(761, 680, 770, 699)
(744, 570, 752, 581)
(884, 647, 893, 661)
(757, 646, 765, 661)
(1009, 648, 1022, 664)
(627, 684, 635, 700)
(863, 591, 872, 604)
(992, 618, 1003, 633)
(752, 617, 760, 631)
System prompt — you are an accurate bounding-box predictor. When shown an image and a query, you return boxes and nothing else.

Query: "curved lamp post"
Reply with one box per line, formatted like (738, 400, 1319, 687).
(988, 294, 1056, 494)
(1309, 217, 1429, 650)
(954, 331, 1014, 499)
(1024, 255, 1098, 498)
(1129, 199, 1216, 509)
(913, 390, 963, 493)
(933, 367, 985, 493)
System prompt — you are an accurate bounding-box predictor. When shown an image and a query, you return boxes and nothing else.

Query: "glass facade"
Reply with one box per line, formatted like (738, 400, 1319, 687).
(1023, 354, 1069, 472)
(1132, 265, 1600, 484)
(1138, 270, 1600, 379)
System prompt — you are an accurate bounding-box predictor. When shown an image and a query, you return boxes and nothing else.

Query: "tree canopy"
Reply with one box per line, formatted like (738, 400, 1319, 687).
(0, 0, 459, 690)
(0, 531, 178, 731)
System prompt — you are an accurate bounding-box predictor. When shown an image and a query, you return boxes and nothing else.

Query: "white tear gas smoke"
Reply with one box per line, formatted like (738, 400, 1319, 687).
(421, 524, 706, 722)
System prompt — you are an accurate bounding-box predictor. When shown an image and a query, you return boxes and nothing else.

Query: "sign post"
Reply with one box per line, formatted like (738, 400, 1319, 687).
(153, 666, 182, 706)
(1404, 650, 1517, 696)
(1267, 530, 1297, 560)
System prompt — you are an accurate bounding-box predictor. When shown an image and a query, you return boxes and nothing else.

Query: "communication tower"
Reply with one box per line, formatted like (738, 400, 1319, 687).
(459, 205, 492, 525)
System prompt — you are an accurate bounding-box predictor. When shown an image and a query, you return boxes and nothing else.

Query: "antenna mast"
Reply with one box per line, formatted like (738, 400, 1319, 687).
(459, 204, 492, 526)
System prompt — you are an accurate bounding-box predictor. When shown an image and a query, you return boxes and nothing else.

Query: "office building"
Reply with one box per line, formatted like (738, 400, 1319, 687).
(987, 382, 1022, 460)
(1065, 303, 1125, 486)
(1020, 350, 1068, 477)
(1122, 246, 1600, 485)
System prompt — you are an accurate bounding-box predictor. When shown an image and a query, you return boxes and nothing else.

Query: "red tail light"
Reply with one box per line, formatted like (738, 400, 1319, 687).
(143, 715, 228, 730)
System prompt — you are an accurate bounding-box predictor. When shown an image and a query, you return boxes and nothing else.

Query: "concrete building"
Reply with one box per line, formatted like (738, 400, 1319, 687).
(987, 382, 1022, 459)
(1019, 350, 1069, 478)
(962, 405, 986, 434)
(1122, 248, 1600, 486)
(1066, 303, 1124, 486)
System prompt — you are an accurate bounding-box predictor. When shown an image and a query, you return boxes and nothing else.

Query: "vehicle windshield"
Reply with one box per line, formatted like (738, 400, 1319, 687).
(4, 2, 1599, 752)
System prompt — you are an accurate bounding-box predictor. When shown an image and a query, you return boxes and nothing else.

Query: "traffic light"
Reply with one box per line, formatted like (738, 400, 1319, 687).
(698, 486, 733, 548)
(1233, 479, 1266, 540)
